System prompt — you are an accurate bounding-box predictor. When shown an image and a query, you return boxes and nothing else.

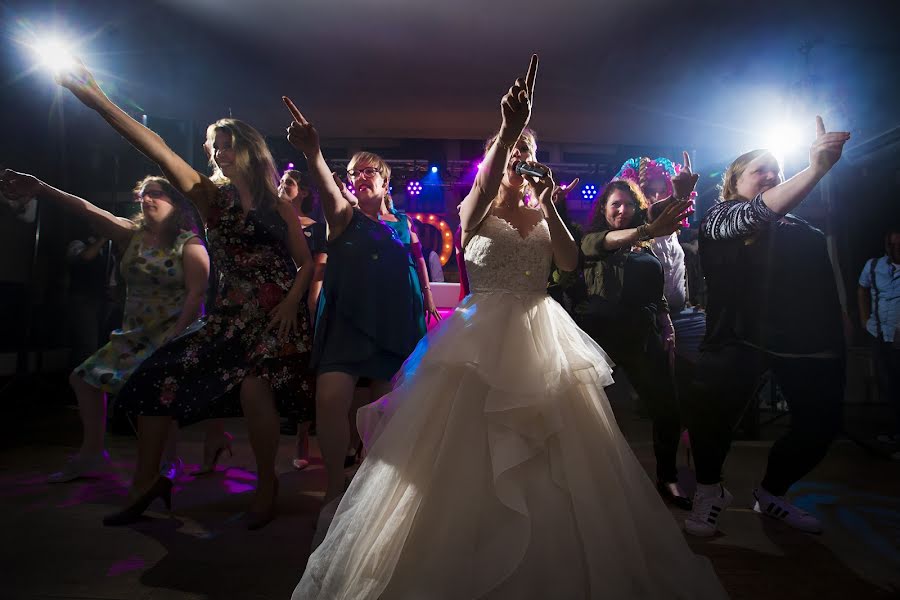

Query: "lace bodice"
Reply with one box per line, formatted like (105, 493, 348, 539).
(465, 215, 552, 294)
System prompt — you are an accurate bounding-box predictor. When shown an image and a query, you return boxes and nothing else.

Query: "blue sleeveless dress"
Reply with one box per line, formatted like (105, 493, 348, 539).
(312, 208, 421, 381)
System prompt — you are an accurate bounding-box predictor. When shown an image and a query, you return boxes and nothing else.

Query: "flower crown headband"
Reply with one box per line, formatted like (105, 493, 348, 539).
(613, 156, 694, 199)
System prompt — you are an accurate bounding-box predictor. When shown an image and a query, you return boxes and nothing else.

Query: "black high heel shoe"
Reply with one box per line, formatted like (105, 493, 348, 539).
(246, 478, 279, 531)
(657, 480, 693, 511)
(344, 441, 363, 468)
(103, 477, 173, 526)
(192, 432, 234, 476)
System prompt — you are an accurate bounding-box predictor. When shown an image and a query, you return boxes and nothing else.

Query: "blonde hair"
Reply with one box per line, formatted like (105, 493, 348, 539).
(347, 151, 392, 208)
(720, 149, 776, 202)
(205, 118, 280, 212)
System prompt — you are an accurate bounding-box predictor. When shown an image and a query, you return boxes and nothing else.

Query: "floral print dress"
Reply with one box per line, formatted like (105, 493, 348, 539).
(74, 229, 197, 393)
(117, 185, 314, 424)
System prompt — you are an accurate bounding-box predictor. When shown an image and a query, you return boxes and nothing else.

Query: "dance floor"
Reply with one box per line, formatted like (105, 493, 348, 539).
(1, 377, 898, 599)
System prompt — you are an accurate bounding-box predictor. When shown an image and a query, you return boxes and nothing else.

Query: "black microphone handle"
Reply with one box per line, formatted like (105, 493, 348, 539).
(514, 161, 549, 178)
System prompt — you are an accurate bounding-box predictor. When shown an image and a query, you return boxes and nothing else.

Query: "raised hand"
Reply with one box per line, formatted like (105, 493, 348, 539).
(810, 116, 850, 176)
(500, 54, 538, 140)
(56, 59, 107, 109)
(331, 172, 359, 207)
(671, 151, 699, 200)
(282, 96, 321, 156)
(648, 199, 693, 238)
(0, 169, 43, 202)
(551, 177, 580, 205)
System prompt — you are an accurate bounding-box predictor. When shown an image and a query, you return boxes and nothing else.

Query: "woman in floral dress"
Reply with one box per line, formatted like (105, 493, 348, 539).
(0, 173, 209, 483)
(57, 62, 314, 530)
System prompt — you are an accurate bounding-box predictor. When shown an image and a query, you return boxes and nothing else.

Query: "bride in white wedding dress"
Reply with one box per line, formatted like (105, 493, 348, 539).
(288, 55, 728, 599)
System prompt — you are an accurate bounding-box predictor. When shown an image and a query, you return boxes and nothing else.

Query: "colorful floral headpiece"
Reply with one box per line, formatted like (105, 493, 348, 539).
(609, 156, 697, 229)
(613, 157, 691, 199)
(613, 156, 697, 204)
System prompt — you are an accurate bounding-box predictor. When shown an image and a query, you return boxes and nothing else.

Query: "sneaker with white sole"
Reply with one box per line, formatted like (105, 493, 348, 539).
(685, 483, 733, 537)
(752, 487, 822, 534)
(47, 451, 111, 483)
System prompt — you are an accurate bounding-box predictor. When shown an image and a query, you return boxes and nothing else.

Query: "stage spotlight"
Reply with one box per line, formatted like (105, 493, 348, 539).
(33, 38, 76, 74)
(286, 162, 295, 169)
(430, 165, 439, 174)
(407, 181, 422, 196)
(581, 184, 597, 201)
(764, 123, 804, 166)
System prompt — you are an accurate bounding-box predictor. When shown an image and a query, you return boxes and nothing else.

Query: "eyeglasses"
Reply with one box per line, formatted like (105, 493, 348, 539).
(347, 167, 382, 179)
(139, 189, 169, 201)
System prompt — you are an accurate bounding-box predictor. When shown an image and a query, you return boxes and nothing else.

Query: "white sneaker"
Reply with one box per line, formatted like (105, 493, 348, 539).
(685, 484, 733, 537)
(47, 451, 111, 483)
(752, 487, 822, 534)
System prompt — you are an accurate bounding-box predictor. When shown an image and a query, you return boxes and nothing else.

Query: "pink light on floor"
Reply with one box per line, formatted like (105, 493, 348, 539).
(223, 480, 255, 495)
(107, 556, 146, 577)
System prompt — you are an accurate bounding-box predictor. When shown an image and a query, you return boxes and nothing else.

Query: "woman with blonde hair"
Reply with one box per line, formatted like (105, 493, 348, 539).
(0, 172, 208, 483)
(282, 102, 422, 503)
(685, 117, 851, 537)
(56, 62, 314, 529)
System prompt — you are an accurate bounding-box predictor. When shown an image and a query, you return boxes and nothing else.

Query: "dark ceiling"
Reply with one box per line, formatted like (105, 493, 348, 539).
(2, 0, 898, 161)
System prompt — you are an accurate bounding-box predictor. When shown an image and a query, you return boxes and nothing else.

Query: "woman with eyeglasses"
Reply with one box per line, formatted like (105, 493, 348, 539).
(0, 172, 208, 484)
(282, 97, 422, 505)
(55, 62, 315, 529)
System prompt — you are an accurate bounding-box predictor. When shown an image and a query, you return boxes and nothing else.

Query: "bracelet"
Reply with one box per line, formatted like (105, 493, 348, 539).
(495, 137, 517, 152)
(636, 224, 652, 241)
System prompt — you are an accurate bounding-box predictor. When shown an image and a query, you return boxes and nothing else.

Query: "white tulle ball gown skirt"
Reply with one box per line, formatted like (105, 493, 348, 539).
(293, 290, 728, 599)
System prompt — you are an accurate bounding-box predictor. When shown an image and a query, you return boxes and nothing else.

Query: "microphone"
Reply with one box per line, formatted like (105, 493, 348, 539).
(513, 161, 549, 179)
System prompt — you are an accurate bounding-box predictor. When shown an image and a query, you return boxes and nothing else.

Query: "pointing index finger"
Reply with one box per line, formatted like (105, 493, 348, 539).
(282, 96, 308, 125)
(815, 115, 826, 138)
(682, 151, 692, 172)
(524, 54, 538, 101)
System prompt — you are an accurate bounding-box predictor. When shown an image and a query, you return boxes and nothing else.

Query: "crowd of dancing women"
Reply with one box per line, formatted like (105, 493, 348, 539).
(0, 53, 856, 598)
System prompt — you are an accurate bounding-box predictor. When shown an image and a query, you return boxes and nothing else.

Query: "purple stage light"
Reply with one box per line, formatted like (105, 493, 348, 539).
(581, 184, 598, 201)
(407, 181, 423, 196)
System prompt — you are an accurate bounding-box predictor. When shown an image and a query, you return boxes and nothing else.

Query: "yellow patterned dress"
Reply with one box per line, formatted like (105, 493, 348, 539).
(73, 229, 198, 392)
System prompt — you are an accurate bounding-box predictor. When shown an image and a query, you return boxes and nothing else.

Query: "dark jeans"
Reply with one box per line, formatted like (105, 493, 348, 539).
(686, 344, 844, 495)
(595, 332, 682, 484)
(870, 334, 900, 432)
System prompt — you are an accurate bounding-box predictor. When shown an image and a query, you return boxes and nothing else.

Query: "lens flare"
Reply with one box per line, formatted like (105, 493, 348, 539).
(33, 38, 76, 73)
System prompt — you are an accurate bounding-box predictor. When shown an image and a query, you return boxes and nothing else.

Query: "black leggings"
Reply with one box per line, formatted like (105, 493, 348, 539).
(686, 345, 844, 495)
